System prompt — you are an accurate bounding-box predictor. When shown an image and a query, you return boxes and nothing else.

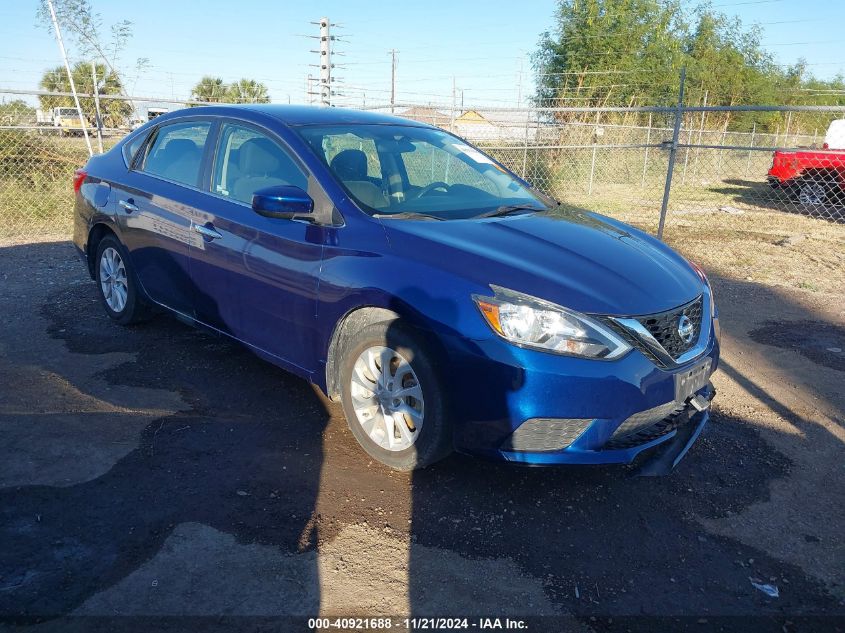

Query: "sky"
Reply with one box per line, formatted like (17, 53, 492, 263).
(0, 0, 843, 109)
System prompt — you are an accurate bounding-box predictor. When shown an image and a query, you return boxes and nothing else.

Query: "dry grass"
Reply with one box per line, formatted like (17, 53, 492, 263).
(571, 182, 845, 299)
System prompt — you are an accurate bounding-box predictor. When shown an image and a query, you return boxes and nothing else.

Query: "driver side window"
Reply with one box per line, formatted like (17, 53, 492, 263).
(212, 123, 308, 205)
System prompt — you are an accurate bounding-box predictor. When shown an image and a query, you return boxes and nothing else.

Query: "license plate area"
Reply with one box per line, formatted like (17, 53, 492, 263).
(674, 358, 712, 403)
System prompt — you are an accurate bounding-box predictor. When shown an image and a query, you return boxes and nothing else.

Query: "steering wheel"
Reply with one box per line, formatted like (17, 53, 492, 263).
(409, 181, 450, 200)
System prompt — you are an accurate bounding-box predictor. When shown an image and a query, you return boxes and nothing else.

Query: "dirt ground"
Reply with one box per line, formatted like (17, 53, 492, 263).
(0, 233, 843, 632)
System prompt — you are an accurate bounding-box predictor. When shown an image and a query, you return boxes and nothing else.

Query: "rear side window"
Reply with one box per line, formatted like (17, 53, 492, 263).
(122, 131, 148, 167)
(212, 123, 308, 204)
(141, 121, 211, 187)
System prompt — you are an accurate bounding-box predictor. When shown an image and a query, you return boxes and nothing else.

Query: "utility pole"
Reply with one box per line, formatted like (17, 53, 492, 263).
(308, 17, 345, 106)
(389, 49, 398, 113)
(46, 0, 92, 156)
(450, 76, 456, 132)
(319, 17, 332, 106)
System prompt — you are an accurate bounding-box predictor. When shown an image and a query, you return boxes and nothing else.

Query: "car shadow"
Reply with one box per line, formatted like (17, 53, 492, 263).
(0, 278, 333, 622)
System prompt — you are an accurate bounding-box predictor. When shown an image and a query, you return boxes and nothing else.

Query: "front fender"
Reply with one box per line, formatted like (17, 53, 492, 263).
(314, 236, 495, 392)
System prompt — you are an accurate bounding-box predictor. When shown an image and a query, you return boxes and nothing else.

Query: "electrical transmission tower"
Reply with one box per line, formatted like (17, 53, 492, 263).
(307, 17, 346, 107)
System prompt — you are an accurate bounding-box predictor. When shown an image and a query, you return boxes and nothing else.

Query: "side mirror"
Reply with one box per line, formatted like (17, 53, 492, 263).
(252, 185, 314, 220)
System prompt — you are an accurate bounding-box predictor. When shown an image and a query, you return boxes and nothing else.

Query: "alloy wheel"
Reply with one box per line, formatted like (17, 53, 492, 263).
(798, 181, 827, 206)
(99, 246, 128, 313)
(350, 345, 424, 451)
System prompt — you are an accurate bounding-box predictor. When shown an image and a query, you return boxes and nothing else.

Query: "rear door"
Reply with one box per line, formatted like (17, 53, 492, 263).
(188, 120, 325, 373)
(116, 119, 212, 315)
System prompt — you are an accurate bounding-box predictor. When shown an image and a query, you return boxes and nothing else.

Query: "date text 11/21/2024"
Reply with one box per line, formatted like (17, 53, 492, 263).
(308, 617, 528, 630)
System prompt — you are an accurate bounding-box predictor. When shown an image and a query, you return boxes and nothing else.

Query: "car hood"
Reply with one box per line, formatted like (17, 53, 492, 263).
(380, 209, 704, 316)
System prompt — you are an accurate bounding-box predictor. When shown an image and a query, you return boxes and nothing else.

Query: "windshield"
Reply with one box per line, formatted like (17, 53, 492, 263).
(297, 124, 552, 220)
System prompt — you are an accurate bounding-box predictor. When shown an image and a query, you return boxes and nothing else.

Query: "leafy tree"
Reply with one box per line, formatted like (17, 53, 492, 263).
(225, 79, 270, 104)
(36, 0, 134, 89)
(533, 0, 845, 131)
(0, 100, 36, 125)
(533, 0, 687, 114)
(191, 76, 228, 103)
(38, 62, 131, 127)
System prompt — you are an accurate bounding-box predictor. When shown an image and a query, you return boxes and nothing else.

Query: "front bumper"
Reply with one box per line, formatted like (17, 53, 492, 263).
(442, 320, 720, 467)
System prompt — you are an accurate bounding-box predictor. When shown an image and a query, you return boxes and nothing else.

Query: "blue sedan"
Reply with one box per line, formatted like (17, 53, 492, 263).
(72, 104, 719, 471)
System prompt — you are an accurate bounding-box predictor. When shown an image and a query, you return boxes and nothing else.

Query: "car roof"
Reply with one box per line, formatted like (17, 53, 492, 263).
(157, 104, 435, 129)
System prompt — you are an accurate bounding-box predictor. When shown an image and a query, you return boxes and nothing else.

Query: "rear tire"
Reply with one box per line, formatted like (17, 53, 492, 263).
(339, 320, 452, 471)
(94, 234, 150, 325)
(797, 178, 828, 207)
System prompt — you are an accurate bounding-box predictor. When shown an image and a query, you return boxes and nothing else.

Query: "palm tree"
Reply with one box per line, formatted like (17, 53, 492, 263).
(191, 76, 227, 103)
(225, 79, 270, 104)
(38, 62, 130, 127)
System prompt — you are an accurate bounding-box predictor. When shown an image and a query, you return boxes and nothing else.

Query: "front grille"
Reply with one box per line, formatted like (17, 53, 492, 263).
(637, 296, 703, 359)
(500, 418, 592, 452)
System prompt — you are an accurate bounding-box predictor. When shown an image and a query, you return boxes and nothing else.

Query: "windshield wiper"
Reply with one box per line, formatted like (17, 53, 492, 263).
(373, 211, 445, 221)
(474, 204, 545, 219)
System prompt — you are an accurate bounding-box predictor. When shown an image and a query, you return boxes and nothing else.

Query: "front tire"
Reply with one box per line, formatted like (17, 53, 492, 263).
(94, 234, 149, 325)
(339, 321, 452, 471)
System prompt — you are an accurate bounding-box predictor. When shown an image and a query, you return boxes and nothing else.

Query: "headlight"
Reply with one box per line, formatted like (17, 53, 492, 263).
(688, 260, 716, 317)
(473, 286, 631, 359)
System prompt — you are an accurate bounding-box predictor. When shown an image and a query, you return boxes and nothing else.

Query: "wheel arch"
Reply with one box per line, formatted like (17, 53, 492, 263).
(799, 168, 840, 186)
(323, 302, 451, 402)
(86, 222, 118, 279)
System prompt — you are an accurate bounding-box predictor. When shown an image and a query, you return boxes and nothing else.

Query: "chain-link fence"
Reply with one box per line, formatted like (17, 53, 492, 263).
(2, 89, 845, 294)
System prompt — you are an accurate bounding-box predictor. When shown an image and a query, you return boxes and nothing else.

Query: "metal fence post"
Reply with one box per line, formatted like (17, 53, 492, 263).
(641, 112, 652, 188)
(657, 67, 686, 241)
(681, 126, 694, 185)
(521, 112, 529, 178)
(588, 110, 600, 195)
(745, 121, 756, 176)
(716, 118, 728, 175)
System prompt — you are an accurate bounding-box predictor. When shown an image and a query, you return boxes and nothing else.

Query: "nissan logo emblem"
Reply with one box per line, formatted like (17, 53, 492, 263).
(677, 314, 695, 344)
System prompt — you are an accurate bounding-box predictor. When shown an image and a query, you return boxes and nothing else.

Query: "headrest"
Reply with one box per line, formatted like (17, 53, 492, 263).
(160, 138, 198, 158)
(239, 137, 281, 175)
(330, 149, 368, 181)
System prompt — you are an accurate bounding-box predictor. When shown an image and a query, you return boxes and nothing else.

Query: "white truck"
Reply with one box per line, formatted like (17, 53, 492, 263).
(35, 107, 87, 135)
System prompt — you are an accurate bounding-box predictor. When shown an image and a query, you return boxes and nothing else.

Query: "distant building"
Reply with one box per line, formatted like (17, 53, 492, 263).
(395, 105, 543, 144)
(453, 109, 538, 143)
(398, 106, 452, 128)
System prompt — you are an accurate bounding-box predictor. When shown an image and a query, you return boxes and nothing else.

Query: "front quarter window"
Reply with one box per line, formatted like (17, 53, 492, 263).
(298, 124, 550, 220)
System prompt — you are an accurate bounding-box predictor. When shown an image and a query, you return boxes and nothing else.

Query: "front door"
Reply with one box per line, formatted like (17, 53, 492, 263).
(188, 121, 324, 374)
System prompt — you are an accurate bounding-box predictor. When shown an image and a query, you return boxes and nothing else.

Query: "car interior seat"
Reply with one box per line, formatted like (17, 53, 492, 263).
(231, 137, 307, 203)
(329, 149, 387, 209)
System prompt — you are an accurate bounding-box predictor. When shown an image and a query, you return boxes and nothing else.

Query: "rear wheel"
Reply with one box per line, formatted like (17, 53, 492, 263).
(339, 321, 452, 470)
(94, 234, 149, 325)
(797, 179, 828, 207)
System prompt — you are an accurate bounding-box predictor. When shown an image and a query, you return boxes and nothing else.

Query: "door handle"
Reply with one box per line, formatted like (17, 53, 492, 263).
(194, 224, 223, 240)
(118, 199, 138, 213)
